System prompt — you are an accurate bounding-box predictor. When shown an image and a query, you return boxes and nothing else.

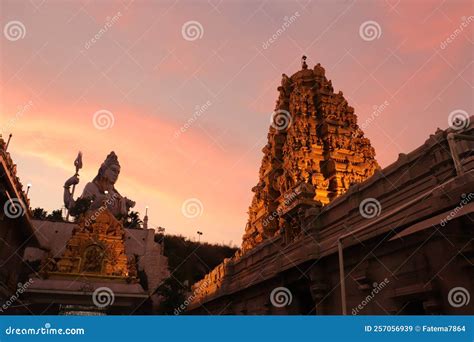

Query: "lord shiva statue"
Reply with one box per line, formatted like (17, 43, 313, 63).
(63, 151, 135, 219)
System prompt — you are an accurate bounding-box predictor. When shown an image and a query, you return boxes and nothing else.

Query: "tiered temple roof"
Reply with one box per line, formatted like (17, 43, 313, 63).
(242, 58, 379, 251)
(190, 58, 381, 303)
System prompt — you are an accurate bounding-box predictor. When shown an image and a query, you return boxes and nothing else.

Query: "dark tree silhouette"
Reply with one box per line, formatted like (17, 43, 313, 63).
(153, 235, 237, 314)
(32, 207, 47, 220)
(46, 209, 64, 222)
(154, 277, 187, 315)
(124, 211, 143, 229)
(68, 197, 91, 218)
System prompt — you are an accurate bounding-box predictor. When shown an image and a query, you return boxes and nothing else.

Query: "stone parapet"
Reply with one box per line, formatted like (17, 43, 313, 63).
(189, 120, 473, 310)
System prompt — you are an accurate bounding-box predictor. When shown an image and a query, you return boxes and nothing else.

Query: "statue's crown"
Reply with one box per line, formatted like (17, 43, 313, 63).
(103, 151, 120, 168)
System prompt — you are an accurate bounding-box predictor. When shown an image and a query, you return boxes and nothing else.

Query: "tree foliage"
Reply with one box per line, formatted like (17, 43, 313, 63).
(46, 209, 64, 222)
(153, 234, 237, 314)
(31, 207, 64, 222)
(154, 277, 187, 315)
(124, 211, 143, 229)
(32, 207, 47, 220)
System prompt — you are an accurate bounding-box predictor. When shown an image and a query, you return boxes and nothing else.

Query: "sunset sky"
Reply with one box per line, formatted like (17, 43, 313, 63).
(1, 0, 472, 245)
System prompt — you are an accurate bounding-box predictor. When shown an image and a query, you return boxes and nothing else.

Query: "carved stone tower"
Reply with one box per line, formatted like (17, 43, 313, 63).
(242, 58, 379, 252)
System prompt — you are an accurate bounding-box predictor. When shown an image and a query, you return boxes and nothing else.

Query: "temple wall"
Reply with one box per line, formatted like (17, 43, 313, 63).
(189, 217, 472, 315)
(188, 120, 474, 314)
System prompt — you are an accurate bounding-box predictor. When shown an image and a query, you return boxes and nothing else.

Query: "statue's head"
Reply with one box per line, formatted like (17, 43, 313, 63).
(97, 152, 120, 185)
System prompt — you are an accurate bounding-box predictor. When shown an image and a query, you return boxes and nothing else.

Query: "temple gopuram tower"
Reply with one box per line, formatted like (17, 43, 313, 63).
(242, 57, 379, 252)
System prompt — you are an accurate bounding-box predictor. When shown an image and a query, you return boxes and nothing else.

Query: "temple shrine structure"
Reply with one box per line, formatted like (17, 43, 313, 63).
(0, 57, 472, 316)
(188, 58, 474, 315)
(242, 56, 379, 252)
(0, 144, 168, 315)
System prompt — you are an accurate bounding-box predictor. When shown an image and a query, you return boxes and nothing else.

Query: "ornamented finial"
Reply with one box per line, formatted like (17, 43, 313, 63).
(301, 55, 308, 69)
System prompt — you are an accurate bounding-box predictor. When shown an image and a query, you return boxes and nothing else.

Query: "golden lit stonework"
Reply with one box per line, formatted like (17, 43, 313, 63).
(41, 210, 137, 281)
(242, 57, 379, 251)
(190, 58, 381, 304)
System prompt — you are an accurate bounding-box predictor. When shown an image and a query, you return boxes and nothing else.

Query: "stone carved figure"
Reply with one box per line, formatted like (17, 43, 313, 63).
(64, 152, 135, 218)
(281, 73, 291, 89)
(42, 153, 139, 280)
(82, 245, 105, 273)
(40, 251, 58, 274)
(127, 256, 138, 279)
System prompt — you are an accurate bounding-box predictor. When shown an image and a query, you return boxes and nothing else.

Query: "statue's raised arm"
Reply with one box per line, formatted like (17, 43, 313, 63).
(63, 152, 82, 213)
(63, 174, 80, 209)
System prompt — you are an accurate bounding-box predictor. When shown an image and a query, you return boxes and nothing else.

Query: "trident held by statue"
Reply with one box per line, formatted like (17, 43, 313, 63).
(65, 151, 82, 220)
(72, 151, 83, 196)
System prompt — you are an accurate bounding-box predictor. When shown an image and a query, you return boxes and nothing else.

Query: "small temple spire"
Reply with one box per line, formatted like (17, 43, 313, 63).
(143, 206, 149, 229)
(5, 134, 12, 151)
